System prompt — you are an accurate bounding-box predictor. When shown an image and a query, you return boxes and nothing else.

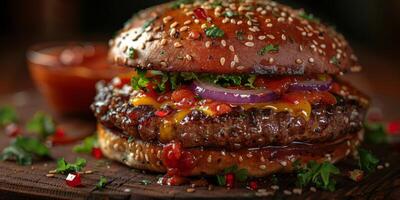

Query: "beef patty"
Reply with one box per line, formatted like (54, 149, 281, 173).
(91, 82, 366, 150)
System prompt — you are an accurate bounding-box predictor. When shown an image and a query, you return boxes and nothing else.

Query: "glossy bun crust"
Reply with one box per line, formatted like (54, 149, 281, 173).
(109, 0, 361, 75)
(98, 124, 362, 177)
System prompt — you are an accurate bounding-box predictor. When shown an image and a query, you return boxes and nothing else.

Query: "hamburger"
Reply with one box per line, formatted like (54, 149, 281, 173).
(91, 0, 369, 185)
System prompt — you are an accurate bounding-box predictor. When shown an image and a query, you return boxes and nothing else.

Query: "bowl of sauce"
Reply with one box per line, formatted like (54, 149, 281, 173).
(27, 42, 129, 116)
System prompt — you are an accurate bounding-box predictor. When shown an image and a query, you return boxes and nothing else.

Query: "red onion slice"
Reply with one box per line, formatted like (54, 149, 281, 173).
(289, 77, 332, 91)
(192, 81, 277, 104)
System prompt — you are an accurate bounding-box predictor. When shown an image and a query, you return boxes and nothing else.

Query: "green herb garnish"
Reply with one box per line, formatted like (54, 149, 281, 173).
(0, 106, 17, 126)
(73, 135, 98, 153)
(128, 47, 136, 59)
(26, 112, 56, 141)
(358, 148, 379, 173)
(170, 0, 194, 9)
(205, 26, 225, 38)
(216, 165, 248, 186)
(258, 44, 279, 56)
(330, 56, 340, 66)
(224, 10, 238, 18)
(55, 157, 87, 175)
(142, 18, 155, 30)
(131, 69, 149, 91)
(235, 30, 245, 40)
(0, 136, 50, 165)
(210, 0, 222, 8)
(299, 11, 320, 23)
(96, 176, 108, 189)
(139, 179, 152, 185)
(296, 161, 340, 191)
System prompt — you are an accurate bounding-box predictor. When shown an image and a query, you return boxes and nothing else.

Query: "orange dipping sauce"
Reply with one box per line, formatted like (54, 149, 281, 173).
(27, 42, 129, 116)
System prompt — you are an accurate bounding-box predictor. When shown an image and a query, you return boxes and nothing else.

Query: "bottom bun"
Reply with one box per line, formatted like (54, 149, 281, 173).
(98, 124, 362, 177)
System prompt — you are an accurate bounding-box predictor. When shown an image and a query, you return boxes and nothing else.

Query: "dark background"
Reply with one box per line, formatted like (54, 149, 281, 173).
(0, 0, 399, 117)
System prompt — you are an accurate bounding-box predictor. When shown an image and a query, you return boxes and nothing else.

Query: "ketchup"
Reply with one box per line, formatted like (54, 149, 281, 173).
(159, 141, 196, 185)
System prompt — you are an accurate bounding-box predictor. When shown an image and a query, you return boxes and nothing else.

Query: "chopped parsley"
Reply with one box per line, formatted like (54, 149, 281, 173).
(299, 11, 320, 23)
(224, 10, 238, 18)
(330, 56, 340, 66)
(0, 136, 50, 166)
(235, 30, 245, 40)
(128, 47, 136, 59)
(170, 0, 194, 9)
(131, 69, 150, 91)
(205, 26, 225, 38)
(0, 106, 17, 126)
(139, 179, 152, 185)
(210, 0, 222, 8)
(96, 176, 108, 189)
(358, 148, 379, 173)
(73, 135, 98, 154)
(258, 44, 279, 56)
(26, 112, 56, 141)
(216, 165, 248, 186)
(142, 18, 155, 30)
(295, 161, 340, 191)
(55, 157, 87, 175)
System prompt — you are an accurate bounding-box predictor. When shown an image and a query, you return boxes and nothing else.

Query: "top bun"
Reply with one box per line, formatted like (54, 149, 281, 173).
(109, 0, 361, 75)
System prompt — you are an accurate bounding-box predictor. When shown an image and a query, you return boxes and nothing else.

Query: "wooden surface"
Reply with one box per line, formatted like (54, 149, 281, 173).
(0, 91, 400, 200)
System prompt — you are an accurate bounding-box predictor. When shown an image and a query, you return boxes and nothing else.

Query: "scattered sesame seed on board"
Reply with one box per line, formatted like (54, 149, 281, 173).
(186, 188, 196, 193)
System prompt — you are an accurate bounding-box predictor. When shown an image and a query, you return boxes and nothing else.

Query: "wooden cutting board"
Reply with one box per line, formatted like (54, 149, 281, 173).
(1, 91, 400, 200)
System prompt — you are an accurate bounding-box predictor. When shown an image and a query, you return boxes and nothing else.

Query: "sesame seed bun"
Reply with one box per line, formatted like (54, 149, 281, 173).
(98, 124, 362, 177)
(109, 0, 361, 75)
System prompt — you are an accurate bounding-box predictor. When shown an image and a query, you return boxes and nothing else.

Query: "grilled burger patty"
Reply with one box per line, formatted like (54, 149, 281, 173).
(92, 82, 366, 150)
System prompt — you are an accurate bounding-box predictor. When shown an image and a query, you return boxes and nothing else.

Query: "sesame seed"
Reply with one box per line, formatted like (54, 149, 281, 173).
(230, 61, 235, 68)
(308, 57, 315, 63)
(46, 174, 55, 178)
(234, 55, 239, 62)
(207, 155, 212, 163)
(183, 20, 192, 25)
(170, 21, 178, 28)
(201, 23, 207, 29)
(153, 26, 161, 32)
(271, 185, 279, 190)
(249, 27, 256, 32)
(194, 19, 200, 24)
(259, 165, 267, 170)
(160, 39, 167, 46)
(248, 35, 254, 40)
(267, 34, 275, 39)
(277, 17, 285, 22)
(247, 20, 252, 26)
(280, 161, 288, 166)
(238, 156, 243, 162)
(185, 11, 194, 16)
(124, 188, 131, 193)
(281, 34, 287, 40)
(320, 44, 326, 49)
(174, 42, 182, 48)
(295, 59, 303, 64)
(221, 40, 227, 47)
(268, 57, 274, 63)
(266, 23, 273, 27)
(180, 26, 189, 32)
(220, 57, 226, 66)
(169, 28, 176, 37)
(185, 54, 192, 61)
(377, 165, 384, 170)
(265, 18, 271, 23)
(385, 162, 390, 167)
(283, 190, 292, 195)
(230, 19, 236, 24)
(258, 35, 266, 40)
(245, 42, 254, 47)
(222, 18, 229, 24)
(163, 16, 173, 23)
(84, 170, 93, 174)
(186, 188, 196, 193)
(237, 66, 245, 70)
(260, 156, 266, 162)
(261, 10, 267, 15)
(310, 187, 317, 192)
(205, 41, 211, 48)
(292, 188, 302, 195)
(237, 20, 243, 25)
(224, 45, 233, 53)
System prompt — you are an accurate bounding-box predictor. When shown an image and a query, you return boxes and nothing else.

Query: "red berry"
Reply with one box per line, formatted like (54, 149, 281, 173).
(66, 173, 81, 187)
(249, 180, 258, 190)
(225, 173, 235, 188)
(5, 123, 21, 137)
(193, 8, 207, 20)
(54, 128, 65, 139)
(91, 147, 103, 159)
